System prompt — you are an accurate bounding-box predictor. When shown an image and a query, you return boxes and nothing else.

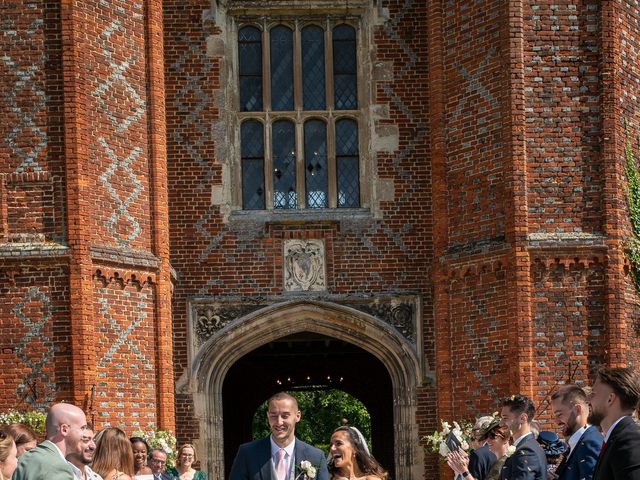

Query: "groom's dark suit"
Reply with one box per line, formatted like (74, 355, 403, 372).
(229, 436, 328, 480)
(592, 416, 640, 480)
(554, 425, 602, 480)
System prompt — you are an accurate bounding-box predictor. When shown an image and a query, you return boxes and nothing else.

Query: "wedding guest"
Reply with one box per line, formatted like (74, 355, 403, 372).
(166, 444, 206, 480)
(0, 428, 18, 480)
(130, 437, 152, 478)
(448, 418, 512, 480)
(550, 384, 602, 480)
(328, 426, 388, 480)
(66, 428, 102, 480)
(536, 431, 566, 478)
(499, 394, 546, 480)
(92, 427, 134, 480)
(5, 424, 38, 457)
(467, 416, 498, 480)
(148, 449, 171, 480)
(14, 402, 88, 480)
(588, 366, 640, 480)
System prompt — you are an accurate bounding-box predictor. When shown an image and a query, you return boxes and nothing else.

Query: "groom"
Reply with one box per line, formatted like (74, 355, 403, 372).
(229, 392, 329, 480)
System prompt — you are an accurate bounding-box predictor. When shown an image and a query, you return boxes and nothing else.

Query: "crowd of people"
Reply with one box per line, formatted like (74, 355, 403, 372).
(445, 366, 640, 480)
(1, 366, 639, 480)
(0, 403, 206, 480)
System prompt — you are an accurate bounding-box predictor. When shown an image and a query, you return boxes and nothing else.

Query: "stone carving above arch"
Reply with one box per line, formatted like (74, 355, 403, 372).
(188, 294, 420, 357)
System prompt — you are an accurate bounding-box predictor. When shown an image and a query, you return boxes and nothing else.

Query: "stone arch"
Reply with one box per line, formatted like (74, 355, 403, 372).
(188, 299, 423, 480)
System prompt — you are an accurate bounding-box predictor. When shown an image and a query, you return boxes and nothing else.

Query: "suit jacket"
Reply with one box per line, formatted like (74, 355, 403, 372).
(592, 416, 640, 480)
(499, 433, 547, 480)
(469, 444, 498, 480)
(555, 425, 602, 480)
(12, 440, 74, 480)
(228, 436, 328, 480)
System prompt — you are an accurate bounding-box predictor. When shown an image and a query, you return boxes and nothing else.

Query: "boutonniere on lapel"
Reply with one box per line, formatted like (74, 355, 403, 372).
(295, 460, 317, 480)
(505, 446, 517, 457)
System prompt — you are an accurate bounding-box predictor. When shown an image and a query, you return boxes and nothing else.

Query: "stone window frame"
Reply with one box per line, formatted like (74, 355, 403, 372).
(224, 1, 375, 217)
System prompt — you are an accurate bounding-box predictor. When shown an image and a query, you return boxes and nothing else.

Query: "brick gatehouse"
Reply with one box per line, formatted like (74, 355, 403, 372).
(1, 0, 639, 478)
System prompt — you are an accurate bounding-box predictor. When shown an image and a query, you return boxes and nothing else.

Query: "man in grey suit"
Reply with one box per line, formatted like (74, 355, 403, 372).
(13, 403, 88, 480)
(149, 448, 172, 480)
(229, 392, 329, 480)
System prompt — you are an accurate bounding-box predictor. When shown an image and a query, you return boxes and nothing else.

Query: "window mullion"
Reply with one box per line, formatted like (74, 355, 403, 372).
(293, 20, 302, 112)
(264, 113, 274, 209)
(296, 115, 305, 208)
(262, 18, 271, 112)
(324, 17, 334, 110)
(327, 113, 336, 208)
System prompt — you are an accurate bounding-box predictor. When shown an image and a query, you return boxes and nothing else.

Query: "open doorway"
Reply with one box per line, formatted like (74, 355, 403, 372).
(222, 333, 394, 478)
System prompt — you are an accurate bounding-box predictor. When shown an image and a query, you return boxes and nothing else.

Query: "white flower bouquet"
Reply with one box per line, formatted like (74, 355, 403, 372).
(423, 420, 472, 458)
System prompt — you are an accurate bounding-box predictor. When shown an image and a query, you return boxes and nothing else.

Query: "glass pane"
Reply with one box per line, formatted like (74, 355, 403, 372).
(304, 119, 328, 208)
(336, 119, 359, 207)
(272, 120, 297, 209)
(270, 25, 294, 111)
(332, 24, 357, 110)
(302, 25, 326, 110)
(239, 26, 263, 112)
(241, 121, 265, 209)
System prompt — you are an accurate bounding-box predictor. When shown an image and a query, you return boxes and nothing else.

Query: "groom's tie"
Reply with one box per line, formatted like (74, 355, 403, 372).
(276, 448, 287, 480)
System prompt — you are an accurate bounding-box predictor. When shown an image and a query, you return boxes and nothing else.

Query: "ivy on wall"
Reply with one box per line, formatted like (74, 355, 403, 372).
(624, 133, 640, 293)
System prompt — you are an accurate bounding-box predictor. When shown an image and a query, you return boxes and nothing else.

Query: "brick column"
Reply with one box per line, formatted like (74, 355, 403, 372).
(146, 0, 176, 431)
(600, 1, 628, 367)
(60, 0, 96, 408)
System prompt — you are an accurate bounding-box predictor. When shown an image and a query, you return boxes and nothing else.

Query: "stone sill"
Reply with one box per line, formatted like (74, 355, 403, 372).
(228, 207, 372, 225)
(0, 241, 69, 258)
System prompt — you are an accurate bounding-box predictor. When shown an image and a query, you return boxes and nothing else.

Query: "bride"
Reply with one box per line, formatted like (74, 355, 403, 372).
(328, 427, 388, 480)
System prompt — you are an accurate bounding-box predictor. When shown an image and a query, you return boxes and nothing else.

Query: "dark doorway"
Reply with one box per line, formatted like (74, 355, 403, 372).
(222, 332, 394, 478)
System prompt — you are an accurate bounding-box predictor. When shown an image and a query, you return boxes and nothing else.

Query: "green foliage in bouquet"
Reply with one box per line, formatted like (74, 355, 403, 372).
(0, 409, 47, 436)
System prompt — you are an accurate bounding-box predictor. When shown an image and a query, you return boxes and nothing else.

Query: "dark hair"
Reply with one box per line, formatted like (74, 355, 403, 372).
(5, 424, 37, 449)
(129, 436, 150, 453)
(551, 385, 588, 406)
(596, 367, 640, 411)
(501, 394, 536, 422)
(328, 426, 388, 480)
(483, 423, 509, 441)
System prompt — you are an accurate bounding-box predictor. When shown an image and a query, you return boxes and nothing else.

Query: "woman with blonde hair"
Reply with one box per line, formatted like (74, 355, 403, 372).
(0, 428, 18, 480)
(93, 427, 135, 480)
(166, 444, 206, 480)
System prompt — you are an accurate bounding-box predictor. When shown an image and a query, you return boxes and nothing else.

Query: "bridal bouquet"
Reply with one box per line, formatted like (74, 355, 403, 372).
(423, 420, 472, 458)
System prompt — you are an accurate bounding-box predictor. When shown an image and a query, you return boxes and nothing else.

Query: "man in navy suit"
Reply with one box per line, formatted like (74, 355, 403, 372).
(229, 392, 329, 480)
(149, 448, 172, 480)
(498, 394, 546, 480)
(588, 367, 640, 480)
(550, 384, 602, 480)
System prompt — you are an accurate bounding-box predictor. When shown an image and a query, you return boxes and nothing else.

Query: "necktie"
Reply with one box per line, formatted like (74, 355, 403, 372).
(276, 448, 287, 480)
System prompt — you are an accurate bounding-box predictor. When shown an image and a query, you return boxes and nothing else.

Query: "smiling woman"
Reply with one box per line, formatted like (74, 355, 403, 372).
(328, 427, 387, 480)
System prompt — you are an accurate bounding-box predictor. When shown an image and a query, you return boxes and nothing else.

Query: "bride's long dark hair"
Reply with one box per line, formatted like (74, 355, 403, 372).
(328, 426, 388, 479)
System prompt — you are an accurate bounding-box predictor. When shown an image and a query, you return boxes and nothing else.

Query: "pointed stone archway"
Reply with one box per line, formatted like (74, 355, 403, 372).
(188, 300, 424, 480)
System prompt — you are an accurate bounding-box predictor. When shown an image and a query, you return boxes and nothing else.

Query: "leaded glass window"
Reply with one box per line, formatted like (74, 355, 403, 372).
(237, 18, 361, 210)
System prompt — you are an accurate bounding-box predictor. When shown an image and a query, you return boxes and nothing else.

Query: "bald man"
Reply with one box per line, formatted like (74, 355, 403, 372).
(13, 402, 88, 480)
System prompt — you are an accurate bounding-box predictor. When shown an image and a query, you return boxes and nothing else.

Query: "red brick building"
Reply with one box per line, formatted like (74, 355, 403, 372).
(1, 0, 639, 479)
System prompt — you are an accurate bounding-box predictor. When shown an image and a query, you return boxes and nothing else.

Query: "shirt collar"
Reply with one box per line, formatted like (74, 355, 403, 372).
(513, 431, 532, 447)
(47, 440, 67, 461)
(270, 435, 296, 458)
(567, 424, 589, 454)
(604, 416, 627, 442)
